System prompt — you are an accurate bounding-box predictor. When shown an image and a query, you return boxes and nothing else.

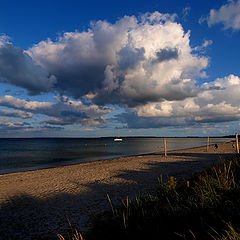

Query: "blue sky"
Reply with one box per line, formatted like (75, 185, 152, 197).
(0, 0, 239, 137)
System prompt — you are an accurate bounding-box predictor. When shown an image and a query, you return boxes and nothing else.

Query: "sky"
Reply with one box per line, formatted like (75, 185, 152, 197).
(0, 0, 240, 137)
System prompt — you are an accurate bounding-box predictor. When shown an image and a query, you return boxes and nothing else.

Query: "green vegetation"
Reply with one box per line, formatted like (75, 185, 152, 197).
(59, 155, 240, 240)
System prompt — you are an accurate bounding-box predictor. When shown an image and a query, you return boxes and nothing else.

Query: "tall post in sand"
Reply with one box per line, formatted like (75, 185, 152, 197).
(207, 137, 210, 152)
(236, 132, 239, 154)
(164, 138, 167, 156)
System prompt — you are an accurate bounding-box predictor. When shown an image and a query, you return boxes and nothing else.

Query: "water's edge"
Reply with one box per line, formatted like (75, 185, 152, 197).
(0, 138, 232, 175)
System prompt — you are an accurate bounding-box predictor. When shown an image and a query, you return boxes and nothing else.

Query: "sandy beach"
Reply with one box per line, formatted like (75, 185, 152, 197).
(0, 141, 237, 239)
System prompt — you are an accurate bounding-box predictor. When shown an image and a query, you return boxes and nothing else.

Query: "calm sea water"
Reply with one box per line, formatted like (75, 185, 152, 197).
(0, 137, 231, 174)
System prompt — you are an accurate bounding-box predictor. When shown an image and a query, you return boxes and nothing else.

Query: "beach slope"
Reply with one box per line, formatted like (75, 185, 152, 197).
(0, 142, 236, 239)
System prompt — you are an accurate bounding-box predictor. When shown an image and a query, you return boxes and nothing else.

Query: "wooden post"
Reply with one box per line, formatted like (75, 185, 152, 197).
(207, 137, 210, 152)
(236, 132, 239, 154)
(164, 138, 167, 156)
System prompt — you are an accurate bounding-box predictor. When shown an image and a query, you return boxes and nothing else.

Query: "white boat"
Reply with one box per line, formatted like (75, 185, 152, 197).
(114, 130, 122, 141)
(114, 138, 123, 142)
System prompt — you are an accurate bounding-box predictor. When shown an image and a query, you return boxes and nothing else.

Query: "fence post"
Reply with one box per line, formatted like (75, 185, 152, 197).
(206, 137, 210, 152)
(236, 132, 239, 154)
(164, 138, 167, 156)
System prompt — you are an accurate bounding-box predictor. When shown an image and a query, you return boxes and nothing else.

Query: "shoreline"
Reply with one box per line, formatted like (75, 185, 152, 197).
(0, 140, 232, 176)
(0, 141, 237, 239)
(0, 150, 163, 176)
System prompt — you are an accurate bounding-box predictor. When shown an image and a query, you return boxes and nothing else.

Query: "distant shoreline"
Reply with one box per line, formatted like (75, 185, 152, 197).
(0, 135, 235, 139)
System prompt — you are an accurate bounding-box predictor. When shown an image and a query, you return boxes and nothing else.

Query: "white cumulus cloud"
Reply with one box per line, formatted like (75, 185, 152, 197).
(1, 12, 239, 131)
(206, 0, 240, 31)
(118, 74, 240, 128)
(0, 95, 112, 127)
(0, 37, 56, 95)
(28, 12, 208, 107)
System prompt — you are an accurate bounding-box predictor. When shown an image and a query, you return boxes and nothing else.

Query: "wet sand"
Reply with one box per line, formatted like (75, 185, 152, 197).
(0, 141, 237, 239)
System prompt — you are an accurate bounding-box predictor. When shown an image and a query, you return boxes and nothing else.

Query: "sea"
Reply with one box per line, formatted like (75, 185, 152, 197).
(0, 137, 232, 174)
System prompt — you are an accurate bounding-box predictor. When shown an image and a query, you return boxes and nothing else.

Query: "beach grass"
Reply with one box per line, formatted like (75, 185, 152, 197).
(59, 154, 240, 240)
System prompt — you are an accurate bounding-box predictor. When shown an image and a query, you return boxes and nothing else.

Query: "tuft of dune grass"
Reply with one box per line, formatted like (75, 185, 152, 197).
(59, 155, 240, 240)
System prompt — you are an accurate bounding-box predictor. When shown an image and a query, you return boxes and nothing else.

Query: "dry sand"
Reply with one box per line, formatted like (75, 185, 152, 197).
(0, 141, 237, 239)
